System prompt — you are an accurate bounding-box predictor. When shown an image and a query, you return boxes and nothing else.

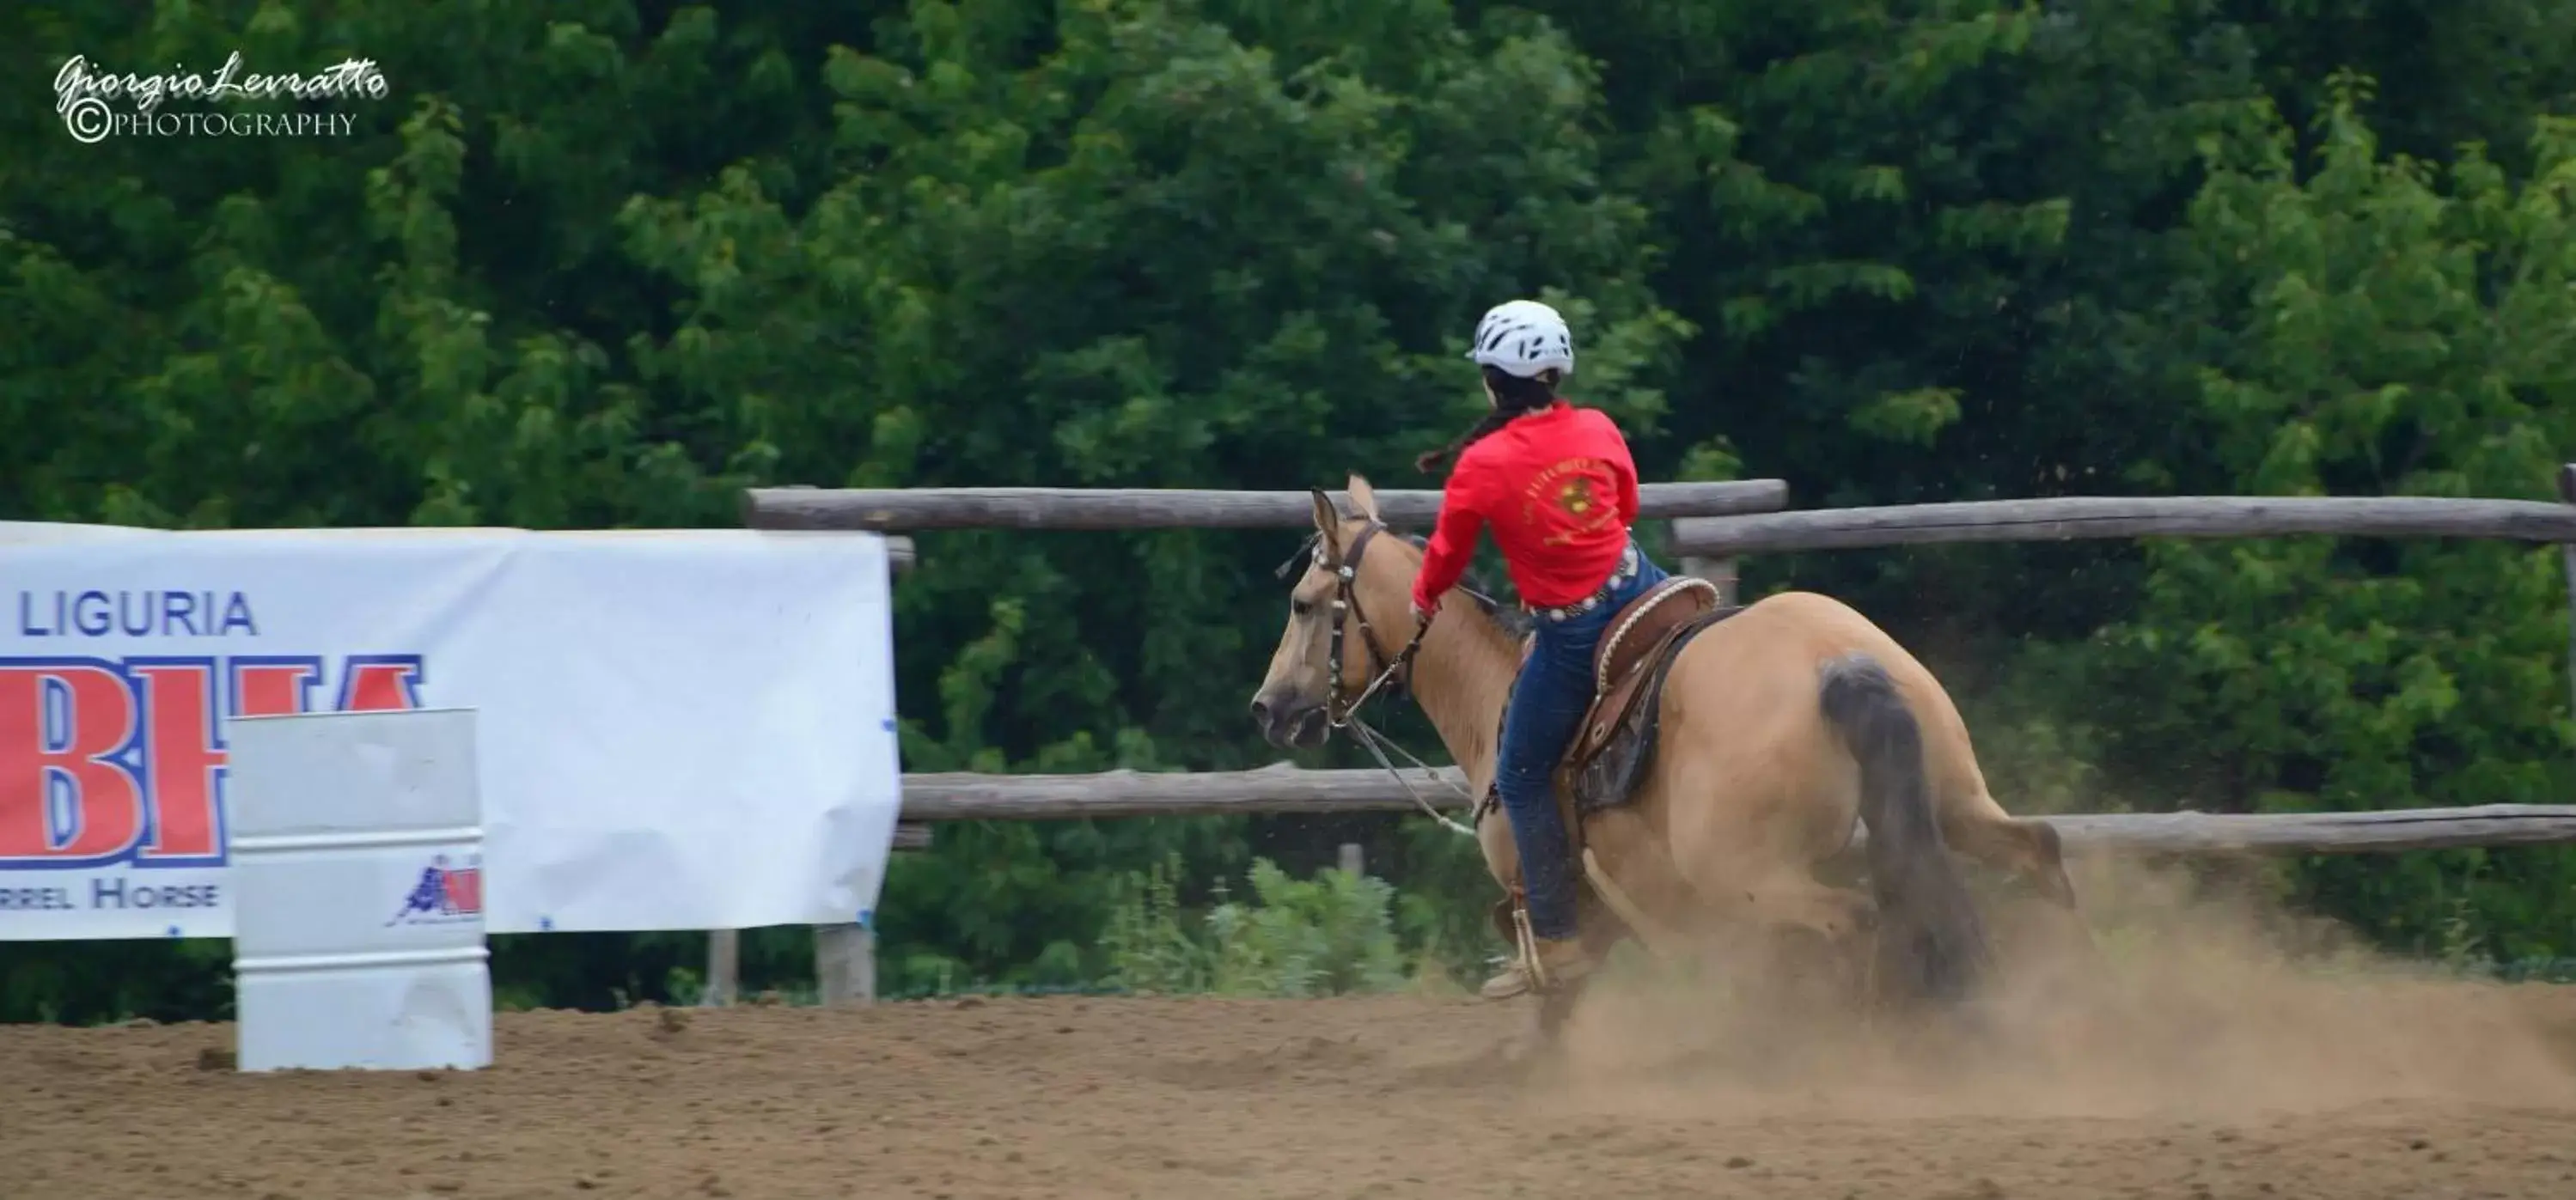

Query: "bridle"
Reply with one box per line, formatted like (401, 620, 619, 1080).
(1275, 509, 1480, 837)
(1291, 518, 1423, 728)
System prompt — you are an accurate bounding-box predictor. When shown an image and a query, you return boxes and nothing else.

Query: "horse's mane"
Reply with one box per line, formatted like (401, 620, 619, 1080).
(1393, 533, 1530, 642)
(1273, 520, 1524, 641)
(1275, 527, 1532, 643)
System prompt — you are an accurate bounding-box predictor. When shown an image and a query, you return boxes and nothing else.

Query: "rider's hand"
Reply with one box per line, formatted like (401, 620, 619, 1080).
(1410, 598, 1437, 627)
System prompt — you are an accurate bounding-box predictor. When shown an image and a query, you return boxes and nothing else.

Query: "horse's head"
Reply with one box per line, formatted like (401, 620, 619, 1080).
(1248, 473, 1419, 749)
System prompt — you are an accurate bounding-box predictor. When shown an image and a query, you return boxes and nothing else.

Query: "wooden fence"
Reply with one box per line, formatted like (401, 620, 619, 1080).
(900, 764, 2576, 853)
(713, 472, 2576, 1006)
(726, 480, 1788, 1004)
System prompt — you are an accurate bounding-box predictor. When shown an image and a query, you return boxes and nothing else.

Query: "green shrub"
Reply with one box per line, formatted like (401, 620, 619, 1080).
(1100, 854, 1213, 993)
(1206, 859, 1409, 997)
(1102, 854, 1413, 997)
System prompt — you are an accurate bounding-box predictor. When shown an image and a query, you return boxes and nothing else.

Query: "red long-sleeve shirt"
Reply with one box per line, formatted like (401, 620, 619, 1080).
(1412, 401, 1642, 613)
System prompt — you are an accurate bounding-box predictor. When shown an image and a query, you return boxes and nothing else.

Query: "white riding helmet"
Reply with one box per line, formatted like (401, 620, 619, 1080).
(1465, 299, 1575, 379)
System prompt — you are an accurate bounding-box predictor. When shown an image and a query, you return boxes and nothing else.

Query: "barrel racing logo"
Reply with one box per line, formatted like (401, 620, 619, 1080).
(389, 853, 483, 926)
(3, 587, 427, 872)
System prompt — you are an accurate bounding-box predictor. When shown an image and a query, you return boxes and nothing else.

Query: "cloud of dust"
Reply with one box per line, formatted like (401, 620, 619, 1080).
(1544, 852, 2576, 1121)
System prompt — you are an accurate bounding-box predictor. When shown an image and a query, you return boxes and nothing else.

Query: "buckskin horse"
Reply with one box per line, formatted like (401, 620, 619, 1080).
(1247, 475, 2083, 1036)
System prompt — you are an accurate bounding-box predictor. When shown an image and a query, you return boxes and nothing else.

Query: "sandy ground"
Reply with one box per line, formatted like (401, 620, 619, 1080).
(7, 863, 2576, 1199)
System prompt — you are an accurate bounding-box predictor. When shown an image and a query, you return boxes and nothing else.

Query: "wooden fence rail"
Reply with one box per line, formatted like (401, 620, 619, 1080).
(746, 480, 1789, 531)
(1669, 495, 2576, 557)
(895, 764, 2576, 856)
(900, 761, 1463, 821)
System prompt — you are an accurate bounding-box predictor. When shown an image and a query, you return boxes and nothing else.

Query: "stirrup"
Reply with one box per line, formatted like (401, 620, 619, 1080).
(1484, 905, 1591, 998)
(1476, 903, 1546, 1001)
(1512, 904, 1554, 991)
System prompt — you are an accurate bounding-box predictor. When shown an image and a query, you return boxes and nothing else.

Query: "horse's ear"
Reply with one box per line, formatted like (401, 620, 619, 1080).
(1308, 488, 1341, 550)
(1345, 473, 1381, 524)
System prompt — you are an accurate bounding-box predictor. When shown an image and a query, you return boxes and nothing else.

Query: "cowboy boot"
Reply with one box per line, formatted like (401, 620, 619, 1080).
(1480, 953, 1535, 1000)
(1480, 904, 1596, 999)
(1480, 936, 1598, 998)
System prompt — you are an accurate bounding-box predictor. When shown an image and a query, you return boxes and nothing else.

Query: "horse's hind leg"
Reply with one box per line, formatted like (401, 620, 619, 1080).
(1883, 659, 2080, 911)
(1939, 791, 2101, 990)
(1941, 795, 2079, 910)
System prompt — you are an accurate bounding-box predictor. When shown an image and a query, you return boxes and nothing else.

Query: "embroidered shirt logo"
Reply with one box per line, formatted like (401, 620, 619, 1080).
(1521, 459, 1621, 547)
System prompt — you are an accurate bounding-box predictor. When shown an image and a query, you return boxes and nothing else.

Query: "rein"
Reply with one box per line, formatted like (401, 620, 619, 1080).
(1277, 519, 1482, 838)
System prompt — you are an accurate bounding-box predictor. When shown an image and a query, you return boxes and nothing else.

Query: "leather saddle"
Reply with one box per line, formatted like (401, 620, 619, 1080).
(1480, 576, 1743, 828)
(1557, 576, 1739, 814)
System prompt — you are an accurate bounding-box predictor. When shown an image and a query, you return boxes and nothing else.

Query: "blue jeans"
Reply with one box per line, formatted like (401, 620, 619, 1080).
(1499, 542, 1670, 941)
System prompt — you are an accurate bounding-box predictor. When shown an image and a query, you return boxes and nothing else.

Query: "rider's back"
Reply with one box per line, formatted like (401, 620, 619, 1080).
(1447, 401, 1640, 609)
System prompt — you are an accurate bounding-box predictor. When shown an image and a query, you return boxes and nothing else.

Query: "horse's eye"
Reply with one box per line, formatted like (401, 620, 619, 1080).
(1291, 598, 1313, 617)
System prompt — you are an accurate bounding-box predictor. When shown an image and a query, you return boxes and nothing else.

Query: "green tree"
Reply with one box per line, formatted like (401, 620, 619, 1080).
(2095, 80, 2576, 956)
(7, 1, 2576, 1021)
(614, 0, 1690, 987)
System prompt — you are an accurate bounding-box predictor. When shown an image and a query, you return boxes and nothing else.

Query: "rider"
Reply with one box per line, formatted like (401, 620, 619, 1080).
(1408, 298, 1671, 1000)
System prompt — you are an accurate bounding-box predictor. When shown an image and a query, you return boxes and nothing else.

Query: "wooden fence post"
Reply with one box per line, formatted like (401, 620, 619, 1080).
(776, 517, 914, 1011)
(810, 826, 925, 1006)
(2559, 465, 2576, 725)
(815, 922, 876, 1006)
(703, 929, 739, 1007)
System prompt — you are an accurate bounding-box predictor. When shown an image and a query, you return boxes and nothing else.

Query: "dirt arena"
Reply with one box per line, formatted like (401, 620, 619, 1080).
(8, 865, 2576, 1199)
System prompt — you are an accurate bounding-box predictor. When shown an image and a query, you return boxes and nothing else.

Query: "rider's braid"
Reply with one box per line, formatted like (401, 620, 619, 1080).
(1416, 365, 1562, 475)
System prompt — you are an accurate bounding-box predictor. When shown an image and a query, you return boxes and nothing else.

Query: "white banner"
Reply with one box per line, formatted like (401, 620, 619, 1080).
(0, 524, 900, 941)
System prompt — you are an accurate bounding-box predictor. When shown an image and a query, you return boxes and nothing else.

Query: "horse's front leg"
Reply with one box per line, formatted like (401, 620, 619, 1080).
(1534, 972, 1594, 1043)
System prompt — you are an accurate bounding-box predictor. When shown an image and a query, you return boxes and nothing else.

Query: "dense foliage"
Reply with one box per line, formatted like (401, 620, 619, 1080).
(7, 0, 2575, 1020)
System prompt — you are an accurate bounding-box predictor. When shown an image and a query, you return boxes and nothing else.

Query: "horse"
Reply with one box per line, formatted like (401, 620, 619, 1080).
(1246, 474, 2085, 1037)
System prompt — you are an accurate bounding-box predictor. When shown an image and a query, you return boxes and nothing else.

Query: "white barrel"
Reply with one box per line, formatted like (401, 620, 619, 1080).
(224, 708, 491, 1072)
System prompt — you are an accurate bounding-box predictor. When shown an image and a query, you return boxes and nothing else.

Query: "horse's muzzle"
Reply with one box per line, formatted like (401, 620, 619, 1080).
(1248, 691, 1328, 750)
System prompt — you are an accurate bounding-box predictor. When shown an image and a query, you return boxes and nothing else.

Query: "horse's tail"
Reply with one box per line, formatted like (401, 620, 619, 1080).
(1816, 651, 1993, 1006)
